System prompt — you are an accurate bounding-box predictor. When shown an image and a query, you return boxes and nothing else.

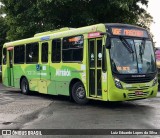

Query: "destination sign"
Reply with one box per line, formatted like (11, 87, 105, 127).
(88, 32, 102, 38)
(7, 47, 13, 51)
(68, 36, 81, 42)
(111, 28, 148, 38)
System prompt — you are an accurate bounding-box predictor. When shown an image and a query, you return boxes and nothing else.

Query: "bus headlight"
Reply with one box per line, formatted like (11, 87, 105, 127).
(114, 78, 123, 89)
(152, 76, 158, 86)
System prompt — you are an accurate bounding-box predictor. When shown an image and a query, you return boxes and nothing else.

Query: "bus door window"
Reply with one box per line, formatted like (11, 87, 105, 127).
(97, 40, 102, 67)
(3, 48, 7, 65)
(7, 47, 14, 68)
(88, 38, 103, 97)
(97, 39, 102, 96)
(9, 51, 13, 68)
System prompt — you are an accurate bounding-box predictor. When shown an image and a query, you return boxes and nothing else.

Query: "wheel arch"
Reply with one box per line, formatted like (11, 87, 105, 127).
(69, 78, 84, 99)
(20, 76, 28, 89)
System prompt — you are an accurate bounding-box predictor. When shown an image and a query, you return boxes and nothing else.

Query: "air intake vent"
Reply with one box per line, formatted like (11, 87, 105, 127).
(127, 86, 150, 91)
(121, 76, 153, 84)
(113, 73, 156, 84)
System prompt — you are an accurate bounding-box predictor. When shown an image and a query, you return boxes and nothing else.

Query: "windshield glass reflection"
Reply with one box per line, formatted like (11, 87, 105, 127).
(110, 38, 156, 74)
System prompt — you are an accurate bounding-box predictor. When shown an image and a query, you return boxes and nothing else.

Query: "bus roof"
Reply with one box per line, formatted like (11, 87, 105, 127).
(34, 27, 75, 37)
(4, 23, 105, 47)
(3, 23, 150, 48)
(105, 23, 146, 30)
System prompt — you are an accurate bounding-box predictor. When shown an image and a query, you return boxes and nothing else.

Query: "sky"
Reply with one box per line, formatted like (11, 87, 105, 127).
(147, 0, 160, 47)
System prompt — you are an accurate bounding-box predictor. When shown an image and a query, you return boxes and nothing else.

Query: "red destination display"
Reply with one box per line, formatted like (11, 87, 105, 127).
(88, 32, 102, 38)
(111, 28, 148, 38)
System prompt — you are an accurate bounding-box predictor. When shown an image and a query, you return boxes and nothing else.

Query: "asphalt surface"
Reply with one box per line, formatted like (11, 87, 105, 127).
(0, 83, 160, 138)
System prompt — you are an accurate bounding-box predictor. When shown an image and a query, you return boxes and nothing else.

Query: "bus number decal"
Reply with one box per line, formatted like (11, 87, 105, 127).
(102, 73, 107, 82)
(56, 69, 71, 77)
(40, 36, 50, 41)
(117, 66, 130, 71)
(81, 64, 86, 70)
(42, 66, 46, 71)
(27, 71, 47, 76)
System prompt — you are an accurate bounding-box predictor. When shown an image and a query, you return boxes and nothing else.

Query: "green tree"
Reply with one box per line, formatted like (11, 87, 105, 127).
(0, 16, 8, 64)
(0, 0, 152, 41)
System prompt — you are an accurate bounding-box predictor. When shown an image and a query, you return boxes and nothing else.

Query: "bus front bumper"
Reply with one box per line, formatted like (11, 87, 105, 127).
(108, 84, 158, 101)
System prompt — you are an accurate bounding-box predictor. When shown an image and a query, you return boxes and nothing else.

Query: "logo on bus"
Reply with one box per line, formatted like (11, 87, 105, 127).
(56, 69, 71, 77)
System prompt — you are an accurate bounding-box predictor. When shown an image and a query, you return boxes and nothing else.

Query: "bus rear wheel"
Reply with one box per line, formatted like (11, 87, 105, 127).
(20, 78, 30, 95)
(72, 82, 88, 105)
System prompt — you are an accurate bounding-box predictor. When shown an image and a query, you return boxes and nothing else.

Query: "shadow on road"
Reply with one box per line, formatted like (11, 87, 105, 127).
(3, 89, 152, 112)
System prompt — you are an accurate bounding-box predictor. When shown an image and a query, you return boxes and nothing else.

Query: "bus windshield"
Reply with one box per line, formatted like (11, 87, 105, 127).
(110, 37, 156, 74)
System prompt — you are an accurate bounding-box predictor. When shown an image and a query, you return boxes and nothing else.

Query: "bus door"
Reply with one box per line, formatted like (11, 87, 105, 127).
(7, 47, 14, 86)
(88, 38, 103, 98)
(38, 42, 50, 94)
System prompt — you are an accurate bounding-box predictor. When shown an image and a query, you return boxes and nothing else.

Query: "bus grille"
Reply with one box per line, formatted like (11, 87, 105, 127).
(128, 92, 149, 98)
(127, 86, 150, 91)
(122, 77, 152, 83)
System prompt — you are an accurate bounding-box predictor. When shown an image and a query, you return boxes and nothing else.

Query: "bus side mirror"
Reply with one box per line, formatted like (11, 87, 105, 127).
(106, 36, 111, 49)
(102, 45, 107, 72)
(100, 32, 111, 49)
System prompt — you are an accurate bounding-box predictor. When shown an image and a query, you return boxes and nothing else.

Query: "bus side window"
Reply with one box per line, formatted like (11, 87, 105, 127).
(14, 45, 25, 64)
(52, 39, 61, 63)
(62, 35, 83, 62)
(3, 48, 6, 65)
(41, 42, 48, 63)
(26, 43, 39, 64)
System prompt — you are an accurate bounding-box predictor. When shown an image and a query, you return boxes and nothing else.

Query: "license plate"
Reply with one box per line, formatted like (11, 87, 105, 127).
(135, 91, 143, 95)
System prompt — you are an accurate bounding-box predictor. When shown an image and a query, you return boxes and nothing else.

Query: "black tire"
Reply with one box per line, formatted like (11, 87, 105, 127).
(20, 78, 30, 95)
(72, 82, 89, 105)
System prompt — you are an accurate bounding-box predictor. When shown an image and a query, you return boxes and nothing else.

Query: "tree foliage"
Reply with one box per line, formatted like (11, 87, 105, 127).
(0, 15, 9, 63)
(0, 0, 152, 41)
(0, 16, 8, 44)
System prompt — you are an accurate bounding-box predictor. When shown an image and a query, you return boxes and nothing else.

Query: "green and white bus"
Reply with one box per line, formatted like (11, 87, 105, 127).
(2, 23, 158, 104)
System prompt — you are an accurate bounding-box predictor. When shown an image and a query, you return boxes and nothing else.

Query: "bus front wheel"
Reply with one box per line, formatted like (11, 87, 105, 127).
(72, 82, 88, 105)
(20, 78, 30, 95)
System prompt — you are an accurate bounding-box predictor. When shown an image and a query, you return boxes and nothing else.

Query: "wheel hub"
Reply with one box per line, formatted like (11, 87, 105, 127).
(76, 86, 85, 99)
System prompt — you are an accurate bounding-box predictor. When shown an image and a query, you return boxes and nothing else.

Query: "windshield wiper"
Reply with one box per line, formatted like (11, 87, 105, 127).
(119, 36, 134, 53)
(139, 39, 146, 63)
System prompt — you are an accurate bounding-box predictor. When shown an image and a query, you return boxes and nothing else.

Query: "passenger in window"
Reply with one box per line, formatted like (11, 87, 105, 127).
(29, 52, 33, 62)
(3, 54, 6, 64)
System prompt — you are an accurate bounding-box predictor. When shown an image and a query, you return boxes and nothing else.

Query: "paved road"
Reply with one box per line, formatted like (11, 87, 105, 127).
(0, 83, 160, 138)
